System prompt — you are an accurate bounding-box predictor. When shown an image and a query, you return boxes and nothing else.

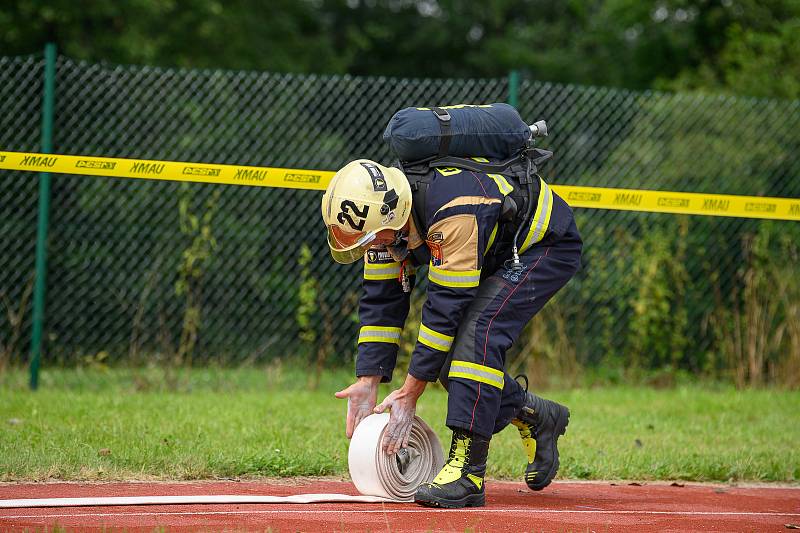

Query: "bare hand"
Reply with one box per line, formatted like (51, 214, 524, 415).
(373, 375, 427, 455)
(334, 376, 381, 438)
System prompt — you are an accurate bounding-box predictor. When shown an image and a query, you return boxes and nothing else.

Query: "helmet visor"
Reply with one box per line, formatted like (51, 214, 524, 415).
(327, 225, 377, 264)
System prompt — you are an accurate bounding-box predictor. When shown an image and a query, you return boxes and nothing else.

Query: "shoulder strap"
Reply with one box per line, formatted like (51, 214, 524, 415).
(429, 154, 521, 174)
(395, 161, 431, 241)
(428, 147, 553, 175)
(396, 147, 553, 242)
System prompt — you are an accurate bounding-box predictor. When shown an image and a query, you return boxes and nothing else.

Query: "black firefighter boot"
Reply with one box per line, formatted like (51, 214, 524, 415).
(414, 428, 490, 508)
(511, 389, 570, 491)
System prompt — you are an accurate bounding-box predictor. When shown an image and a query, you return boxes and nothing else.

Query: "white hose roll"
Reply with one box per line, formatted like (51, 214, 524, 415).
(348, 413, 444, 502)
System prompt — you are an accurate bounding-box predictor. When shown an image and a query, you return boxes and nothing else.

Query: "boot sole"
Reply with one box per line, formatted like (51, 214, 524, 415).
(414, 492, 485, 509)
(527, 404, 570, 492)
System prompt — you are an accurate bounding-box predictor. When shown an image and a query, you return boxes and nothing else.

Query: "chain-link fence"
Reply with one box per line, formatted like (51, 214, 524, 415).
(2, 52, 799, 386)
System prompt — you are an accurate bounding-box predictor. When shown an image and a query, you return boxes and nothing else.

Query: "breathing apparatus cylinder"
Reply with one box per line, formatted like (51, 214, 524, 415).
(383, 103, 532, 162)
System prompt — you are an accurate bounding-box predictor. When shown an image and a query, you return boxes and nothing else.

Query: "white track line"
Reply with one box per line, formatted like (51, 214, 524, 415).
(2, 509, 800, 520)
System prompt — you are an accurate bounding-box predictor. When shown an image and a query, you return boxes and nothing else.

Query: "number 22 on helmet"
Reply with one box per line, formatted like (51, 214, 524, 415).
(321, 159, 412, 264)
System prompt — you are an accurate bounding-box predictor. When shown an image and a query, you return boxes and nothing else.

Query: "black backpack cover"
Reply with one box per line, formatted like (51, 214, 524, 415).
(383, 103, 531, 161)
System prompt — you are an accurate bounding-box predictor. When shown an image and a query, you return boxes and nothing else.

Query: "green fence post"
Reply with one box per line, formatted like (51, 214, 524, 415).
(508, 69, 519, 108)
(30, 42, 57, 390)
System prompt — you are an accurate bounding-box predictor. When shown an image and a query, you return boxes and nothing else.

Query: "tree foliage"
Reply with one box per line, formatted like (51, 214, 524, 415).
(2, 0, 799, 97)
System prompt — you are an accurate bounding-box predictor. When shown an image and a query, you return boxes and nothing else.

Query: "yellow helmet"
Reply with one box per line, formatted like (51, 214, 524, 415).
(321, 159, 412, 264)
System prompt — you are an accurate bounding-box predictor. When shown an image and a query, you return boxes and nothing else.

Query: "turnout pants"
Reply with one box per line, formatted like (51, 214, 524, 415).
(439, 210, 582, 439)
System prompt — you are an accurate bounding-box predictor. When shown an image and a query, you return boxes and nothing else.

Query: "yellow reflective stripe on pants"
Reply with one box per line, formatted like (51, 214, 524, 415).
(428, 264, 480, 288)
(358, 325, 402, 345)
(364, 261, 401, 281)
(448, 360, 505, 389)
(417, 324, 454, 352)
(520, 177, 554, 252)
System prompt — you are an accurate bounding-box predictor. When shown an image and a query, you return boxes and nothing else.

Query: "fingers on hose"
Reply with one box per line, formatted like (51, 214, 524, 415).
(381, 424, 396, 453)
(383, 434, 399, 455)
(392, 428, 405, 454)
(397, 421, 411, 451)
(385, 437, 397, 455)
(384, 419, 410, 455)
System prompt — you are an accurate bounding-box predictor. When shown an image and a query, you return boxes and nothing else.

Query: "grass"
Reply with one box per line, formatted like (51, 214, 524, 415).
(1, 366, 798, 483)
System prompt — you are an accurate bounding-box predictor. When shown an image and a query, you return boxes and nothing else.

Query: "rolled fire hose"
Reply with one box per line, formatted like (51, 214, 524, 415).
(0, 413, 443, 508)
(348, 413, 444, 501)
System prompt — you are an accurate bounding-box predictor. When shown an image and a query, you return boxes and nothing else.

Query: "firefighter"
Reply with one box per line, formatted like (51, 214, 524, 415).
(323, 157, 582, 508)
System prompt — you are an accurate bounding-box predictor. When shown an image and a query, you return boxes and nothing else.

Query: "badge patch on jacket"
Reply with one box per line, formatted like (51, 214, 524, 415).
(427, 232, 444, 266)
(367, 249, 395, 264)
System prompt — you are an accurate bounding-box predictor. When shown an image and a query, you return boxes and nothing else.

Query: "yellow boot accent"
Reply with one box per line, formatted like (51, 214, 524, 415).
(432, 434, 470, 485)
(512, 419, 537, 464)
(466, 474, 484, 489)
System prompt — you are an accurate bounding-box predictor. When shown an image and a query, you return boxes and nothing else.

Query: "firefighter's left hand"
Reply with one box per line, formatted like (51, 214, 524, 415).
(373, 374, 427, 455)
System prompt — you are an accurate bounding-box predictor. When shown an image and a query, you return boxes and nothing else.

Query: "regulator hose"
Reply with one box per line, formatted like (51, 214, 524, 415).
(508, 154, 536, 272)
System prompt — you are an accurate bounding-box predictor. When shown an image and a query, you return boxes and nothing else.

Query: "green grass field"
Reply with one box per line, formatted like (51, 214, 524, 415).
(1, 367, 798, 483)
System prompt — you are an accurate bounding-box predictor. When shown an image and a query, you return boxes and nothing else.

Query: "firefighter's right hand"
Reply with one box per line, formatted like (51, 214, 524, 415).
(334, 376, 381, 439)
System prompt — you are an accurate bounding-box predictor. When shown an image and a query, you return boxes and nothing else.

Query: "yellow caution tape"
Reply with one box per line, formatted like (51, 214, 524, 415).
(557, 185, 800, 221)
(0, 150, 334, 191)
(2, 150, 799, 221)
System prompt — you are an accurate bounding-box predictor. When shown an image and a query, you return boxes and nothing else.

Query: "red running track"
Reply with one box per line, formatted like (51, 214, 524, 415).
(1, 479, 799, 532)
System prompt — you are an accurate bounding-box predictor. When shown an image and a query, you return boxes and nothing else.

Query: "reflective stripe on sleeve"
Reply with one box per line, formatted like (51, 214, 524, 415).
(520, 177, 554, 252)
(428, 264, 481, 288)
(417, 324, 454, 352)
(448, 360, 505, 389)
(364, 261, 401, 281)
(358, 325, 402, 345)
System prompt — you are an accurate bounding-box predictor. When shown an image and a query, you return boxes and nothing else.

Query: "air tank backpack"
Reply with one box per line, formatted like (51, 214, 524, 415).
(382, 103, 553, 271)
